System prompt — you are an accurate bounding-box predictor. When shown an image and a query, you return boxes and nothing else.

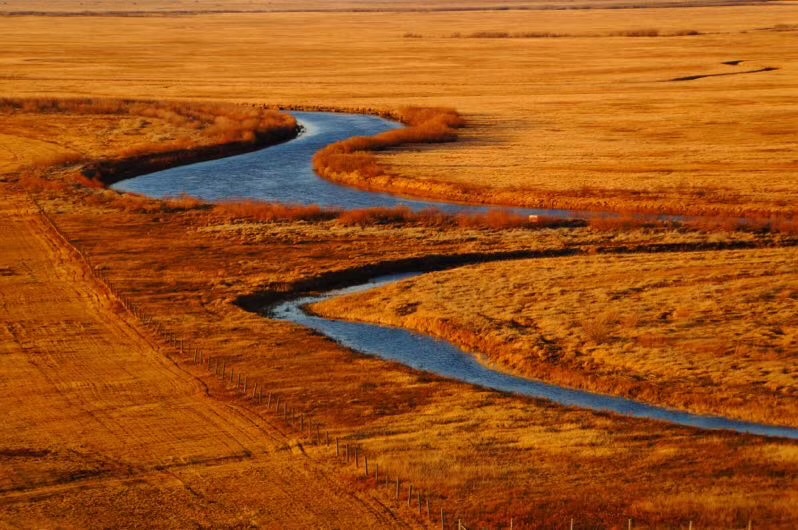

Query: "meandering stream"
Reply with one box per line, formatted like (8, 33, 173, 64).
(112, 111, 581, 216)
(116, 111, 796, 439)
(271, 273, 798, 440)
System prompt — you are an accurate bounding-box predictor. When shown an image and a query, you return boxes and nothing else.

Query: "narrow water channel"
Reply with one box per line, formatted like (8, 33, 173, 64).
(112, 111, 581, 216)
(115, 110, 789, 438)
(270, 273, 798, 440)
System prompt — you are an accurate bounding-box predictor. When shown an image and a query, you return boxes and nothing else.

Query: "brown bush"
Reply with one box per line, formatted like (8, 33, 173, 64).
(213, 201, 336, 223)
(588, 214, 654, 231)
(685, 214, 798, 235)
(312, 106, 465, 186)
(455, 209, 530, 229)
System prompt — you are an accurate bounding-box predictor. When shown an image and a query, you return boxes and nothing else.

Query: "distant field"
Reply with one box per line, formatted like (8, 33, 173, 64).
(313, 247, 798, 426)
(2, 1, 798, 526)
(1, 3, 797, 216)
(0, 0, 770, 13)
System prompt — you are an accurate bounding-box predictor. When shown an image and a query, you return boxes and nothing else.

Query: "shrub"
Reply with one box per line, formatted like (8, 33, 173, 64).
(313, 106, 465, 184)
(213, 201, 336, 223)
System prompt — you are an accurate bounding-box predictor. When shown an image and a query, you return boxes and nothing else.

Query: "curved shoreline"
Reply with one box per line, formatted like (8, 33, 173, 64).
(270, 271, 798, 441)
(87, 122, 301, 187)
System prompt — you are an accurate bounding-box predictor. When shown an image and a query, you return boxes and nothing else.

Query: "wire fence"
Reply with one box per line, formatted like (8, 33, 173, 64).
(29, 195, 758, 530)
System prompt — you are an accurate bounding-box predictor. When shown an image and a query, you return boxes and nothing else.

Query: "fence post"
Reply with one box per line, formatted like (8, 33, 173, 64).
(395, 477, 399, 500)
(441, 509, 445, 530)
(336, 438, 339, 457)
(408, 484, 412, 507)
(364, 455, 369, 476)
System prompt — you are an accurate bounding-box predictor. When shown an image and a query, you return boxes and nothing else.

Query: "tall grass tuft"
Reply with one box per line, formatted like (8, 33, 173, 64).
(312, 106, 465, 187)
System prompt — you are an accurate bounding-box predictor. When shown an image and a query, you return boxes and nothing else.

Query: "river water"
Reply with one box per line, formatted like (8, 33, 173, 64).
(112, 111, 581, 216)
(272, 273, 798, 440)
(114, 111, 795, 439)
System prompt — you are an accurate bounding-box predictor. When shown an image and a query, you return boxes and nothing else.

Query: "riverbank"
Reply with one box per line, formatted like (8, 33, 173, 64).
(34, 185, 797, 528)
(310, 248, 798, 429)
(3, 101, 797, 527)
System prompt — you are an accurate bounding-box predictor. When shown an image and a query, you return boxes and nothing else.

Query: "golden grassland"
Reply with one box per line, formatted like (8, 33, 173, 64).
(313, 248, 798, 427)
(0, 103, 793, 527)
(1, 1, 797, 524)
(0, 98, 297, 184)
(0, 0, 764, 14)
(33, 185, 798, 529)
(1, 3, 797, 217)
(0, 194, 419, 529)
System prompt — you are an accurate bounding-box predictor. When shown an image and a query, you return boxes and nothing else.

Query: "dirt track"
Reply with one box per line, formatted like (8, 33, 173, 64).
(0, 189, 414, 528)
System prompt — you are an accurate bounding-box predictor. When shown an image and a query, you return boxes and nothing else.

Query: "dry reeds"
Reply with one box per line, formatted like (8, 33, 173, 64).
(213, 201, 336, 223)
(312, 106, 465, 188)
(4, 97, 298, 190)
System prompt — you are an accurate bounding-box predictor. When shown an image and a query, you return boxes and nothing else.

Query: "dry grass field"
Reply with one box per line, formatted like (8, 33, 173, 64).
(0, 193, 417, 529)
(1, 103, 796, 527)
(1, 0, 797, 527)
(1, 1, 797, 217)
(27, 176, 796, 529)
(313, 248, 798, 426)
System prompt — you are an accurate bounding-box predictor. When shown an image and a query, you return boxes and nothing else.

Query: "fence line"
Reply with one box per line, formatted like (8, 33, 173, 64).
(28, 195, 758, 530)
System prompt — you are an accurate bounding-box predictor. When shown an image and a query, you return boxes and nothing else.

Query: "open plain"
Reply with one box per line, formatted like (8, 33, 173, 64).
(1, 0, 797, 528)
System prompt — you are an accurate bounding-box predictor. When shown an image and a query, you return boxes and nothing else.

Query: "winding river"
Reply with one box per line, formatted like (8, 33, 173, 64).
(271, 274, 798, 440)
(112, 111, 580, 216)
(116, 111, 798, 440)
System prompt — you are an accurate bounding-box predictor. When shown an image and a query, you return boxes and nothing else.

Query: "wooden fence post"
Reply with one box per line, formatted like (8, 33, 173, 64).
(408, 484, 412, 507)
(364, 456, 369, 476)
(395, 477, 399, 500)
